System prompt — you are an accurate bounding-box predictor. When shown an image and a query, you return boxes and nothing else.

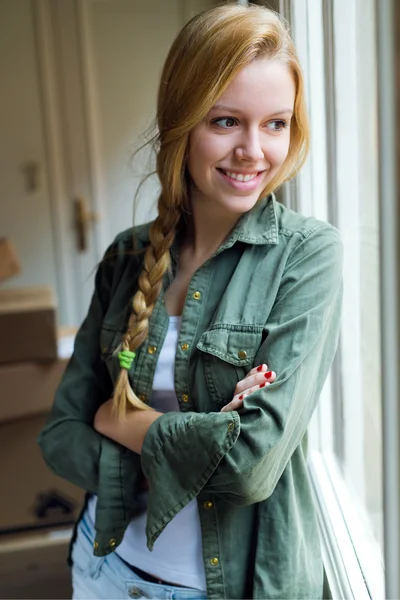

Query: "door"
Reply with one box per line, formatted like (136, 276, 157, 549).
(39, 0, 219, 326)
(2, 0, 219, 328)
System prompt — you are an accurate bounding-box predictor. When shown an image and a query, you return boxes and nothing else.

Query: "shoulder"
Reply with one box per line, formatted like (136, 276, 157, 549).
(101, 221, 152, 265)
(272, 202, 343, 270)
(111, 221, 152, 251)
(97, 222, 152, 290)
(274, 201, 341, 245)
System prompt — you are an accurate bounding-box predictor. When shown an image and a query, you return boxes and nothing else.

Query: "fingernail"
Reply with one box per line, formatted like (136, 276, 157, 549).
(264, 371, 273, 379)
(257, 365, 263, 372)
(239, 394, 244, 400)
(259, 382, 266, 388)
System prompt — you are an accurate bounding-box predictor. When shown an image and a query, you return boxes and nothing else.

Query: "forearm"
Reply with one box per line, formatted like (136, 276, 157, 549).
(94, 400, 163, 454)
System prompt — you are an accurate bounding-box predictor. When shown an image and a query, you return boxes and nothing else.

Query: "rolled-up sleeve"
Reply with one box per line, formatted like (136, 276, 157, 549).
(141, 224, 343, 547)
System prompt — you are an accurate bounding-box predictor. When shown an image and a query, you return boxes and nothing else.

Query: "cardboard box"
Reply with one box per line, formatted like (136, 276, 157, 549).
(0, 528, 73, 599)
(0, 328, 76, 424)
(0, 286, 58, 364)
(0, 333, 80, 599)
(0, 359, 68, 423)
(0, 414, 85, 536)
(0, 238, 21, 283)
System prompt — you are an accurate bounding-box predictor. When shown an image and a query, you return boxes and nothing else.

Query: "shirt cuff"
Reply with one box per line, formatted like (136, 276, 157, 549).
(141, 410, 239, 549)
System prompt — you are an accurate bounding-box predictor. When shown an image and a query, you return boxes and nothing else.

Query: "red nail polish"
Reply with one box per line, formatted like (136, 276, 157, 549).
(257, 365, 263, 372)
(265, 371, 272, 379)
(239, 394, 244, 400)
(259, 383, 266, 388)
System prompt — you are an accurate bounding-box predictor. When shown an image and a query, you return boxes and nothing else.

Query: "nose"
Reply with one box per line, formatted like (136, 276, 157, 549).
(234, 128, 264, 162)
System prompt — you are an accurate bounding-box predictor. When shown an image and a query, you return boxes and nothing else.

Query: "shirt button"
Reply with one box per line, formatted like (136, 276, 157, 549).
(147, 346, 157, 355)
(238, 350, 247, 360)
(139, 394, 146, 402)
(181, 343, 189, 351)
(109, 537, 116, 548)
(193, 291, 201, 300)
(128, 588, 147, 599)
(203, 500, 213, 509)
(93, 541, 99, 550)
(181, 394, 189, 403)
(210, 557, 219, 566)
(228, 422, 235, 432)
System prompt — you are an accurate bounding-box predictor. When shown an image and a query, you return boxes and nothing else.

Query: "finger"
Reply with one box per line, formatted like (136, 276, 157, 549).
(228, 381, 272, 410)
(247, 380, 272, 397)
(220, 393, 248, 412)
(222, 374, 274, 412)
(243, 363, 269, 379)
(222, 376, 273, 412)
(234, 370, 276, 395)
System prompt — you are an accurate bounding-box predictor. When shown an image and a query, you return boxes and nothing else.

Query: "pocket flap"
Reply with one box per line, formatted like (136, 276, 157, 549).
(197, 326, 262, 367)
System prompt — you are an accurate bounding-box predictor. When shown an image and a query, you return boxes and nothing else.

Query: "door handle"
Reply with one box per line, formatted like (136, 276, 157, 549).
(74, 197, 99, 252)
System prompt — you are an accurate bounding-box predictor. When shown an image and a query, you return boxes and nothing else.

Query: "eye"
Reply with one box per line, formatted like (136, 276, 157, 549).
(267, 120, 288, 132)
(212, 117, 238, 129)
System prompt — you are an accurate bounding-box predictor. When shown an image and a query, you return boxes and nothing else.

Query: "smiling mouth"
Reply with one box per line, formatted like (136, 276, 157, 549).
(217, 168, 262, 182)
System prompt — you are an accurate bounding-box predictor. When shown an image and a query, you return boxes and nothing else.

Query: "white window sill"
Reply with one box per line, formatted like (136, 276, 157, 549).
(309, 451, 385, 600)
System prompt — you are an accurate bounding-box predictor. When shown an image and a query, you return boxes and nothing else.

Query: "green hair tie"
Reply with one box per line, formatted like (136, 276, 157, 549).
(118, 350, 136, 370)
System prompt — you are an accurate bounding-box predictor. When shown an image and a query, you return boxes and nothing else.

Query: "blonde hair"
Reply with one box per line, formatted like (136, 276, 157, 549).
(113, 4, 310, 417)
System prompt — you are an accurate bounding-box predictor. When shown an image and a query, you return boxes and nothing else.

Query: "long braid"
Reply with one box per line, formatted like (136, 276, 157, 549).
(112, 194, 181, 418)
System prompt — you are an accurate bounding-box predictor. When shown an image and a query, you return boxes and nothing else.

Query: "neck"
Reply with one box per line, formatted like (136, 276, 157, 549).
(181, 197, 241, 263)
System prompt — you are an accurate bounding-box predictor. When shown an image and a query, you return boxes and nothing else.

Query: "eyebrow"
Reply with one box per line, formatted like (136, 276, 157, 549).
(212, 104, 294, 117)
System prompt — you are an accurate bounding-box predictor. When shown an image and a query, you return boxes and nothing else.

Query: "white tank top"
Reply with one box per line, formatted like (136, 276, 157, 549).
(87, 316, 207, 591)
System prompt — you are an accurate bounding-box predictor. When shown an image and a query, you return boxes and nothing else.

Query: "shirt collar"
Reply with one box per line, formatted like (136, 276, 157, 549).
(224, 193, 279, 247)
(137, 193, 279, 264)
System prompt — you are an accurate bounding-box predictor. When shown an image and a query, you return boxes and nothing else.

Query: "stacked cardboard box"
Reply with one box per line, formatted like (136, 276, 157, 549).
(0, 286, 58, 364)
(0, 241, 84, 597)
(0, 527, 73, 599)
(0, 412, 84, 535)
(0, 330, 83, 598)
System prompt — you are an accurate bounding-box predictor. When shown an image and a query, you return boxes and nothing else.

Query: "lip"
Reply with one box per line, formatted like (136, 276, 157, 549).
(217, 168, 265, 191)
(219, 168, 263, 175)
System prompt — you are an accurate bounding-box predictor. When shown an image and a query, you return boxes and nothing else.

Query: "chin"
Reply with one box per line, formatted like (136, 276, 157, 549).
(222, 194, 260, 214)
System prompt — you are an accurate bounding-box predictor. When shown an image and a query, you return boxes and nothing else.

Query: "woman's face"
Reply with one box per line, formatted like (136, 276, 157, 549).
(187, 57, 296, 217)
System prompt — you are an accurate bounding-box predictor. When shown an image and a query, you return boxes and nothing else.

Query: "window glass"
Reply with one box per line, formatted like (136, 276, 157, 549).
(292, 0, 384, 593)
(331, 0, 383, 553)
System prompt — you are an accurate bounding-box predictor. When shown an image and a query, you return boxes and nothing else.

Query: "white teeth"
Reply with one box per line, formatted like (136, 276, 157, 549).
(225, 170, 258, 182)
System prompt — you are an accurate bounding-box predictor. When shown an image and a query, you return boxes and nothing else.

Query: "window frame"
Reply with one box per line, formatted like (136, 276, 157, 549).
(376, 1, 400, 598)
(284, 0, 386, 598)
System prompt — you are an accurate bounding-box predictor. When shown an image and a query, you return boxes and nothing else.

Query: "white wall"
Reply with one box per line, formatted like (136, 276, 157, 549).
(84, 0, 220, 245)
(0, 0, 58, 293)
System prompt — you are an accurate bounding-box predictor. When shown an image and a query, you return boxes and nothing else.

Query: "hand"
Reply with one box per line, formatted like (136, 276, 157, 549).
(220, 363, 276, 413)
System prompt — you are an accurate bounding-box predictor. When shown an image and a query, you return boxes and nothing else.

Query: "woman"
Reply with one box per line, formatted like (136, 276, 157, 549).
(39, 4, 343, 599)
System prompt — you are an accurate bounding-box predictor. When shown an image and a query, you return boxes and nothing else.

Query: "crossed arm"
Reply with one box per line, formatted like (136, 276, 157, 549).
(93, 364, 277, 454)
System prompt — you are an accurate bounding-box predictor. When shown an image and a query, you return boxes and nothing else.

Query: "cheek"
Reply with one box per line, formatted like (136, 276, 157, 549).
(265, 134, 291, 167)
(188, 130, 228, 174)
(187, 135, 208, 178)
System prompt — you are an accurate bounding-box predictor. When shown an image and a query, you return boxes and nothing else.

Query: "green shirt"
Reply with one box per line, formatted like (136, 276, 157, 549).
(38, 194, 343, 599)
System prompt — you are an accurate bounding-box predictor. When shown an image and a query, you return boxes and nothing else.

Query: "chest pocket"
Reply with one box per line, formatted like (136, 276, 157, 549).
(100, 326, 124, 385)
(197, 325, 264, 406)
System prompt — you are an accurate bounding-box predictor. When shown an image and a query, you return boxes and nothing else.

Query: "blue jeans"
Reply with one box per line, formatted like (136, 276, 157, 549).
(71, 511, 208, 599)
